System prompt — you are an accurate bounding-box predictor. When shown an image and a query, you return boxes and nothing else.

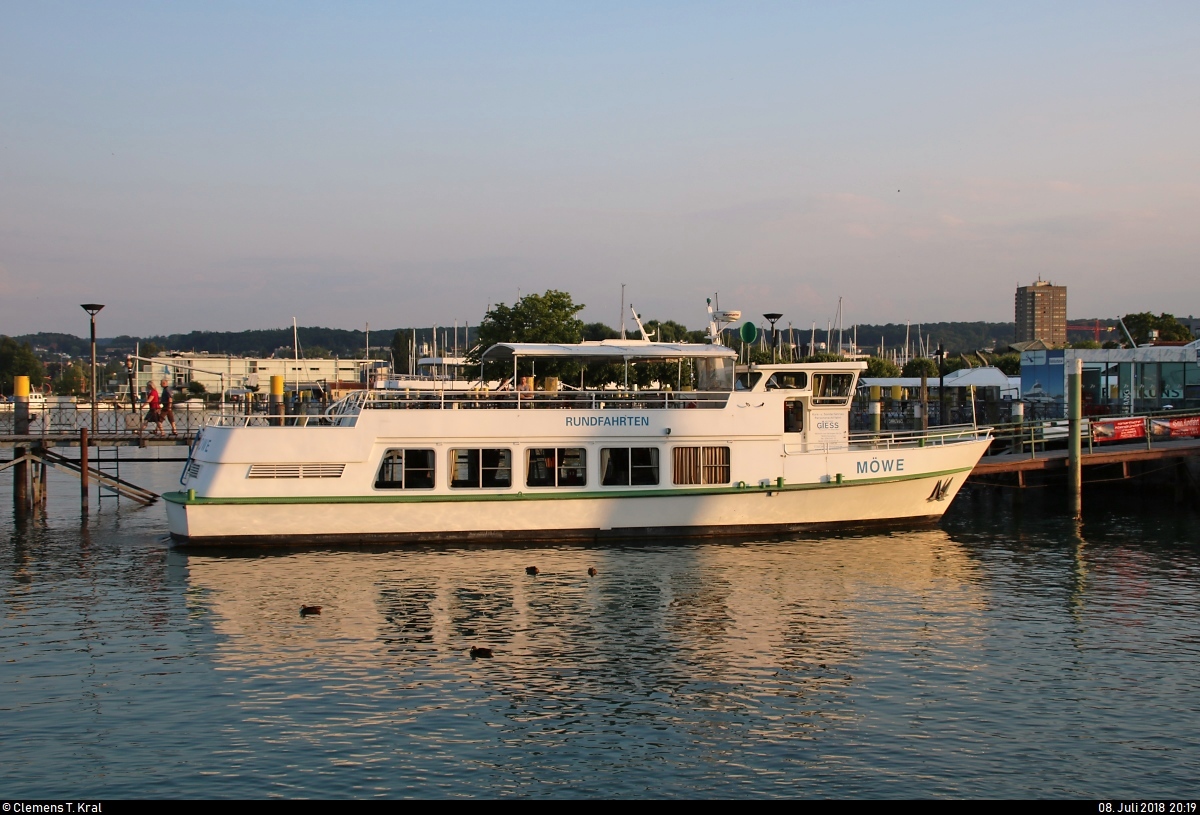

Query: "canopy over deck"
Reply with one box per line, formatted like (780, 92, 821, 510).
(480, 341, 737, 362)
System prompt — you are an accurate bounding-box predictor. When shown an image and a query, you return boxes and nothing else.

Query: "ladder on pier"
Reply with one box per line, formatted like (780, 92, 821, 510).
(95, 445, 122, 504)
(39, 450, 158, 506)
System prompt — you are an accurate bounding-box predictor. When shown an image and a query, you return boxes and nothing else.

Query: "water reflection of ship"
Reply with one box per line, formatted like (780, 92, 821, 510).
(181, 534, 983, 680)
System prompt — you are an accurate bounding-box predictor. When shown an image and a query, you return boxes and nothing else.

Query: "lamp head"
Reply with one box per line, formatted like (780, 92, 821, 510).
(81, 304, 105, 316)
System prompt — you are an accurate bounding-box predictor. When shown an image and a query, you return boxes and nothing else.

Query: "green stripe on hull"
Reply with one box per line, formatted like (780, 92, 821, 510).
(163, 465, 973, 506)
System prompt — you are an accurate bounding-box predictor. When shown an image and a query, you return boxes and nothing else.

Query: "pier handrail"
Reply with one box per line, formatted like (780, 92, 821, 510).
(980, 408, 1200, 457)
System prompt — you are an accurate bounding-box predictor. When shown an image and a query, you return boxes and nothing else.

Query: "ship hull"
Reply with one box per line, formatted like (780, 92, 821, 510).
(164, 441, 985, 546)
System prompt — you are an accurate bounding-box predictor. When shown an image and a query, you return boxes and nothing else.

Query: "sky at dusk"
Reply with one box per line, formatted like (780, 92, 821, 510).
(2, 2, 1198, 338)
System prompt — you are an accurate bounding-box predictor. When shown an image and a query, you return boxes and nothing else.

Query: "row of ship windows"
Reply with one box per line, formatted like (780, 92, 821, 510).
(374, 446, 732, 490)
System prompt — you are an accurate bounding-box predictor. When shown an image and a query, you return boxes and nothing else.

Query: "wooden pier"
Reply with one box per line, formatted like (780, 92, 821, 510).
(972, 437, 1200, 482)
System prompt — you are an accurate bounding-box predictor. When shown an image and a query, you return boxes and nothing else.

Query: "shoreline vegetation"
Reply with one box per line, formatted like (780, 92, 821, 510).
(3, 289, 1193, 396)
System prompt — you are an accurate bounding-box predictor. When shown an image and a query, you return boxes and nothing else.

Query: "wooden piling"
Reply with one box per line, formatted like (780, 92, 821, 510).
(1067, 357, 1082, 519)
(1011, 400, 1024, 453)
(920, 372, 929, 432)
(80, 427, 89, 516)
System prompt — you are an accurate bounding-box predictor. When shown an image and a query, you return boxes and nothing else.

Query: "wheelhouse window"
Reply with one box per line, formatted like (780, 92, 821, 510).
(766, 372, 808, 390)
(375, 449, 435, 489)
(600, 447, 659, 486)
(812, 373, 854, 405)
(735, 371, 763, 391)
(450, 448, 512, 488)
(672, 446, 730, 485)
(784, 399, 804, 433)
(696, 357, 734, 391)
(526, 448, 587, 487)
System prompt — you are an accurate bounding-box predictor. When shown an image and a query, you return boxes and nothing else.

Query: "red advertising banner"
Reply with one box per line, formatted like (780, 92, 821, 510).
(1092, 417, 1146, 443)
(1150, 416, 1200, 440)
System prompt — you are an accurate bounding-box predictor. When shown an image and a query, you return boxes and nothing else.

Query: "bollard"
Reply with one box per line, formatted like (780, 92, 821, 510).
(80, 427, 89, 517)
(1011, 400, 1024, 453)
(1067, 358, 1082, 519)
(869, 400, 881, 434)
(270, 375, 284, 426)
(13, 376, 30, 515)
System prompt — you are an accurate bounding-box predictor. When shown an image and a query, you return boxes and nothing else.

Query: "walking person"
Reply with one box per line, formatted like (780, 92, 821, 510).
(159, 378, 178, 436)
(144, 381, 163, 436)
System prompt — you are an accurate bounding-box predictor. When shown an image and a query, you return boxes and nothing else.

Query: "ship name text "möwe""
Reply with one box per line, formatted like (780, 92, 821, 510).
(857, 457, 905, 474)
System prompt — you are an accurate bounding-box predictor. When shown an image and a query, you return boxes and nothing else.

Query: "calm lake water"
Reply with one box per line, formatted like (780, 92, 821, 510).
(3, 460, 1199, 798)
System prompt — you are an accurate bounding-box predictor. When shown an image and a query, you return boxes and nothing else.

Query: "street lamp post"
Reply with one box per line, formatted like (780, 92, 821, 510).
(763, 313, 783, 363)
(81, 304, 105, 434)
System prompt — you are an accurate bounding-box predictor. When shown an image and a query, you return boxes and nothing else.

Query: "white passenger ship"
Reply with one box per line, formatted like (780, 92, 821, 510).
(165, 315, 992, 545)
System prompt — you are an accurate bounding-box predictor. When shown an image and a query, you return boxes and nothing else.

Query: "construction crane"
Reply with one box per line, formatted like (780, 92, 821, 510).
(1066, 319, 1114, 343)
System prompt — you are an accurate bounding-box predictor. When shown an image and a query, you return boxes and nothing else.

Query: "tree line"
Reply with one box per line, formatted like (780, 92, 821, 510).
(4, 299, 1194, 394)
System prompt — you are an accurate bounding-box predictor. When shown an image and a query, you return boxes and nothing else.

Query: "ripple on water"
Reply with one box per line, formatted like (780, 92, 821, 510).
(3, 465, 1200, 796)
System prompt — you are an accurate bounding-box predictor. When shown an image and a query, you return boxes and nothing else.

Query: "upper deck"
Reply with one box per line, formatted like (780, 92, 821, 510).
(320, 344, 868, 416)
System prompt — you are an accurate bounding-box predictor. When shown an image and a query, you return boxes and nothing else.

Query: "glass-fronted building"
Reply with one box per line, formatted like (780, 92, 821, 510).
(1020, 342, 1200, 419)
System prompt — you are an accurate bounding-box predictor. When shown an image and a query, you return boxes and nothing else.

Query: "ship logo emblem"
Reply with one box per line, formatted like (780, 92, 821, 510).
(927, 478, 953, 502)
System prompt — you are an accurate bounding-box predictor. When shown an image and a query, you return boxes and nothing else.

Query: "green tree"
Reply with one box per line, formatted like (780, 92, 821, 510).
(990, 353, 1021, 375)
(643, 319, 706, 344)
(54, 361, 87, 396)
(0, 336, 45, 393)
(865, 357, 901, 378)
(187, 380, 207, 397)
(902, 357, 939, 378)
(390, 331, 411, 374)
(582, 322, 619, 341)
(1121, 312, 1193, 345)
(471, 290, 586, 381)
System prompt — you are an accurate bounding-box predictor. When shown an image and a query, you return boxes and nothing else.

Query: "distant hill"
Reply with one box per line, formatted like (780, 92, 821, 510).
(824, 322, 1016, 354)
(14, 326, 478, 361)
(14, 318, 1127, 361)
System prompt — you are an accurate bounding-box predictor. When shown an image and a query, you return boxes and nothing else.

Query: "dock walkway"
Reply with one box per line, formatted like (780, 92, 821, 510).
(973, 437, 1200, 477)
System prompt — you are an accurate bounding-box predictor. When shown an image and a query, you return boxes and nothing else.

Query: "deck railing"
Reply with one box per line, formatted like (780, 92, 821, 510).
(207, 413, 358, 428)
(333, 388, 734, 412)
(849, 424, 991, 450)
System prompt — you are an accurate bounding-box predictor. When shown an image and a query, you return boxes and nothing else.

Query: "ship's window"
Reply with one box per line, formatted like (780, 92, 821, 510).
(526, 448, 586, 487)
(672, 446, 730, 485)
(450, 448, 512, 488)
(735, 371, 763, 391)
(375, 448, 435, 489)
(600, 447, 659, 486)
(696, 357, 734, 391)
(784, 399, 804, 433)
(812, 373, 854, 404)
(766, 372, 808, 390)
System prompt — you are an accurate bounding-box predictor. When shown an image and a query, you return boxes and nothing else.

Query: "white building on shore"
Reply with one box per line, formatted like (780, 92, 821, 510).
(139, 353, 384, 399)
